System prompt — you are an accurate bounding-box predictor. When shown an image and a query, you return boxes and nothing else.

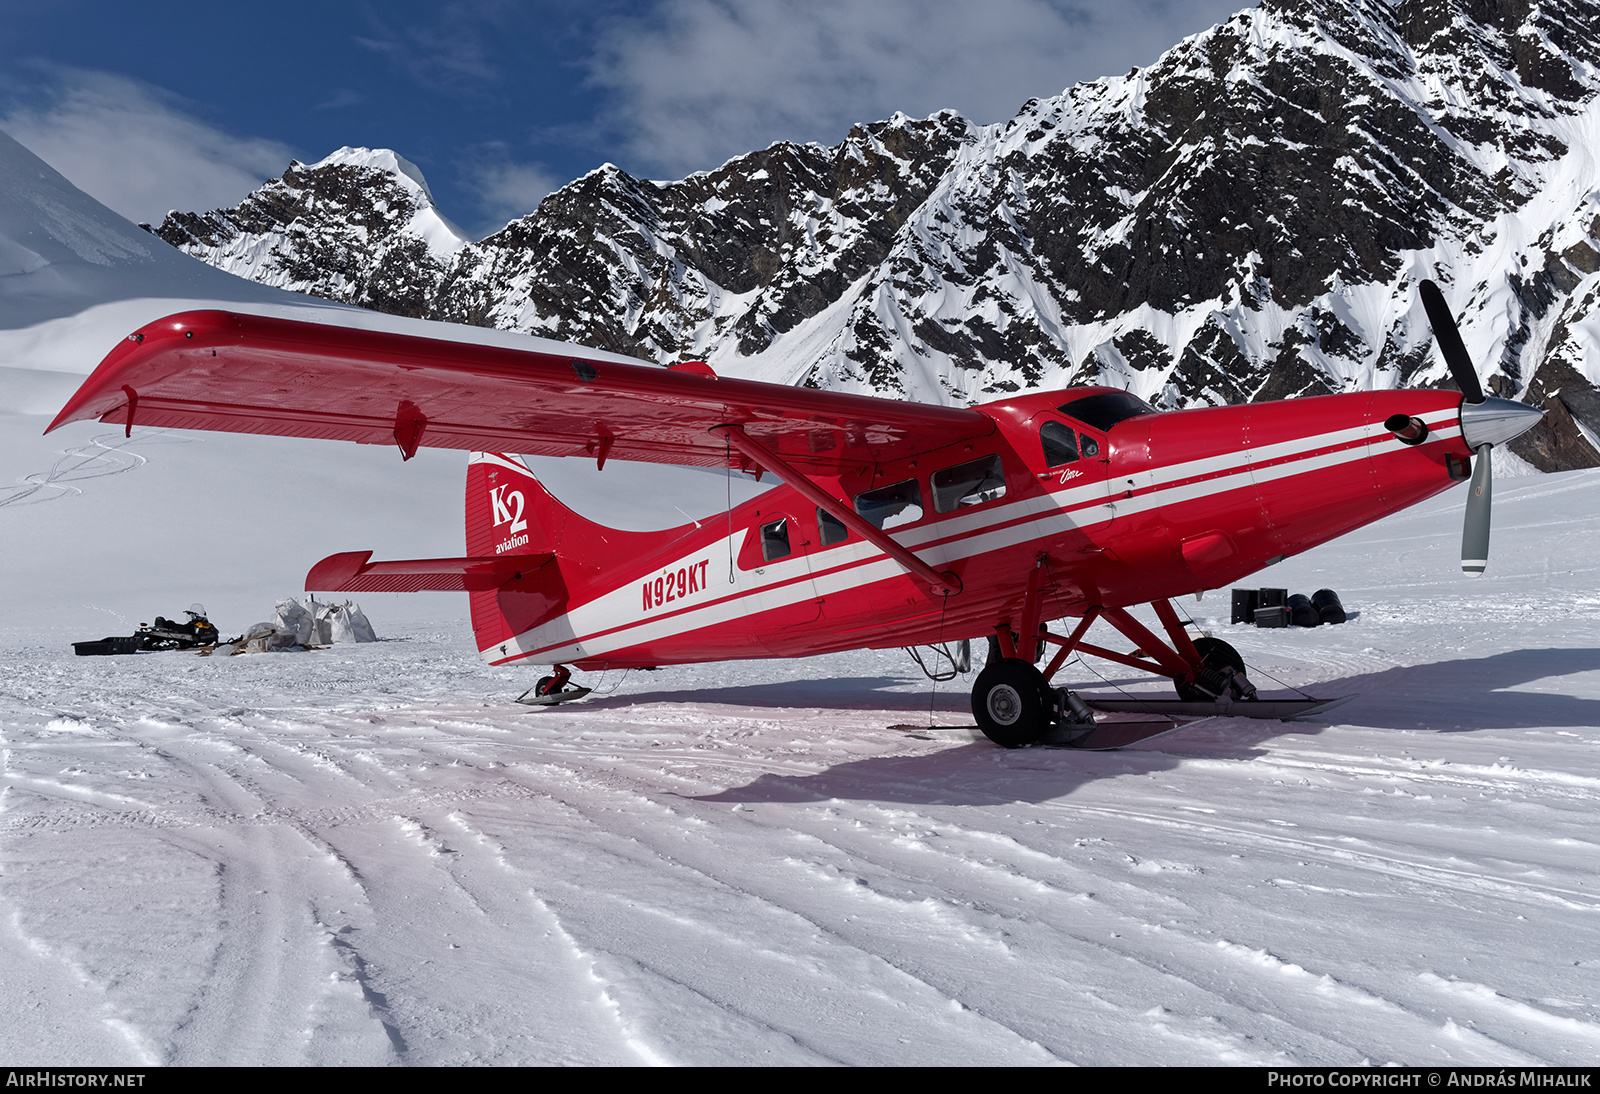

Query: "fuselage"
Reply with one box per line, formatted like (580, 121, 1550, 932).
(475, 386, 1472, 669)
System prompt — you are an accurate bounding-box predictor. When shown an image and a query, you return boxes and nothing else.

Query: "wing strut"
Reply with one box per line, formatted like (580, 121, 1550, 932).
(710, 425, 961, 598)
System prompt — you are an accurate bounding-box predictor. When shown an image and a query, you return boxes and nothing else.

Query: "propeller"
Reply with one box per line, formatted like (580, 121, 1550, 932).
(1420, 279, 1484, 405)
(1417, 279, 1542, 577)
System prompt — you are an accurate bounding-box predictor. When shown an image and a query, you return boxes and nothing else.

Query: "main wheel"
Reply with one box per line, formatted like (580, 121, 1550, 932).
(1174, 636, 1247, 700)
(972, 658, 1052, 748)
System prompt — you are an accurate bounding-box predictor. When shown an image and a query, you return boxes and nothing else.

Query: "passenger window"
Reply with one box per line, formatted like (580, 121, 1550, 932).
(817, 508, 849, 547)
(854, 479, 923, 530)
(1080, 433, 1100, 458)
(1041, 421, 1078, 467)
(932, 454, 1007, 513)
(760, 518, 791, 562)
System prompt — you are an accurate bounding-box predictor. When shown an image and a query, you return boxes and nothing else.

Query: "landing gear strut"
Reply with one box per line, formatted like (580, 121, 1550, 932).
(969, 558, 1257, 747)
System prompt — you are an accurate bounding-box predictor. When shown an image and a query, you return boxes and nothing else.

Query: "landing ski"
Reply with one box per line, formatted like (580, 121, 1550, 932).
(1082, 694, 1355, 721)
(515, 685, 593, 706)
(1040, 714, 1186, 750)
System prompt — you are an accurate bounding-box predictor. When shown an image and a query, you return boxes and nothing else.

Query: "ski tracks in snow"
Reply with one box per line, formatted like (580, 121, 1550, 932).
(3, 635, 1600, 1064)
(0, 431, 152, 508)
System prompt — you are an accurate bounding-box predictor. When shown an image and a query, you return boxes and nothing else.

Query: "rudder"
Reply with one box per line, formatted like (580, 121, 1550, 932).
(467, 451, 560, 558)
(464, 452, 685, 661)
(467, 452, 566, 657)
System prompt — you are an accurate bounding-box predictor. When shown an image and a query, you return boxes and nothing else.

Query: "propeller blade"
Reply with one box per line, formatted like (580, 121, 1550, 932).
(1461, 443, 1492, 576)
(1420, 279, 1485, 404)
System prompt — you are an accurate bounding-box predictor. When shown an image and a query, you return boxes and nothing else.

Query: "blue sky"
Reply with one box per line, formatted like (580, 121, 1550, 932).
(0, 0, 1250, 239)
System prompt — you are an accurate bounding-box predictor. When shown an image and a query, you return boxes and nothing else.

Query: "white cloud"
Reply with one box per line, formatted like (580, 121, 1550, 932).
(472, 160, 562, 229)
(589, 0, 1254, 176)
(0, 68, 293, 224)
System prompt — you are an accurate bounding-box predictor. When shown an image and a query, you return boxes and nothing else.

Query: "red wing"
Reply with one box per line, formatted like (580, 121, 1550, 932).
(49, 310, 993, 472)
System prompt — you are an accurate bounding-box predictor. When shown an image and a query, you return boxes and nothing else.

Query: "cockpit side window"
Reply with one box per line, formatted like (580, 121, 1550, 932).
(1056, 391, 1156, 432)
(1041, 420, 1079, 467)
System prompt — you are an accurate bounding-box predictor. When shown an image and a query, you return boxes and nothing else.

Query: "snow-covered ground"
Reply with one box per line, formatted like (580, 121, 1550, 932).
(5, 383, 1600, 1063)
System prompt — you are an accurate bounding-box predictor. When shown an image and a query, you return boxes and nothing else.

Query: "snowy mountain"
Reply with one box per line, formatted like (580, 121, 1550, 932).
(149, 0, 1600, 472)
(0, 128, 297, 334)
(149, 147, 470, 320)
(0, 128, 668, 630)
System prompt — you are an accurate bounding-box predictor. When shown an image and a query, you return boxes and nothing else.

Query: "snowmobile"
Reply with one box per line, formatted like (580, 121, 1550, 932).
(137, 605, 219, 650)
(73, 604, 218, 655)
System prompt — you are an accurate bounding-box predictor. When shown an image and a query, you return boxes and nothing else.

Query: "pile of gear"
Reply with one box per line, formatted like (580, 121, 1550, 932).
(73, 598, 377, 656)
(1232, 587, 1347, 628)
(211, 597, 378, 655)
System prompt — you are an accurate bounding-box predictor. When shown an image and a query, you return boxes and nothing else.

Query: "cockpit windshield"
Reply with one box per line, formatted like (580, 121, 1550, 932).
(1057, 391, 1156, 432)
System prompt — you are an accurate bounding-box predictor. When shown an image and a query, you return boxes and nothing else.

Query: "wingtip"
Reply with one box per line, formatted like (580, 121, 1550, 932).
(44, 388, 102, 435)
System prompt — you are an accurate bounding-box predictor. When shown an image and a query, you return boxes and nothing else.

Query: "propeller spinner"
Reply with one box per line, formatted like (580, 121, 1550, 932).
(1417, 279, 1543, 576)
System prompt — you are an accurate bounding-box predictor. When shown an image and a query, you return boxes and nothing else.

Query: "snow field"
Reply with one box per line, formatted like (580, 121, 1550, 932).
(4, 460, 1600, 1065)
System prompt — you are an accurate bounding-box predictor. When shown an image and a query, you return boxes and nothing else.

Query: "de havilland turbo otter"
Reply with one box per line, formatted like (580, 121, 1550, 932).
(49, 281, 1542, 747)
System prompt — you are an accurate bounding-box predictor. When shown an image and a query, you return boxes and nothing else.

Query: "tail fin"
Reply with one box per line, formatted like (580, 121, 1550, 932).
(464, 452, 672, 658)
(466, 451, 557, 559)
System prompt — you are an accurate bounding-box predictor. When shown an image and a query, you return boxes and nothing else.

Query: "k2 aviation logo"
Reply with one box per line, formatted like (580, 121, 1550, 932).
(489, 484, 529, 554)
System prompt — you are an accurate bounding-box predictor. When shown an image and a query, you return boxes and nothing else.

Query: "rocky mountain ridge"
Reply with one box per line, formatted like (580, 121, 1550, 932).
(149, 0, 1600, 471)
(151, 147, 468, 319)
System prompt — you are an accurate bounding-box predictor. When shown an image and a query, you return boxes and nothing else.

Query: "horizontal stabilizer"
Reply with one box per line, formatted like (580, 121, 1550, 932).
(306, 550, 554, 593)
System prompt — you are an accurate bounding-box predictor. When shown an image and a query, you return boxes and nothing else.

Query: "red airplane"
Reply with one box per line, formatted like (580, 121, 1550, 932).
(49, 281, 1541, 748)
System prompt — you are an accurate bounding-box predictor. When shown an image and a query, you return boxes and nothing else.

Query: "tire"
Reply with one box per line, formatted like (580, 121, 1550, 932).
(1174, 636, 1246, 700)
(971, 658, 1052, 748)
(535, 675, 555, 696)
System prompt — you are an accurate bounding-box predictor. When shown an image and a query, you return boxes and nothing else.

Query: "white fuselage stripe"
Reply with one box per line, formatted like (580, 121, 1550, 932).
(489, 409, 1462, 663)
